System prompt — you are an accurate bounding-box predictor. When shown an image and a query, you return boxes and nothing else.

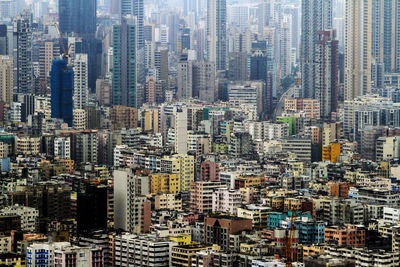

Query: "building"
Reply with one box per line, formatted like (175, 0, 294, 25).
(301, 0, 332, 99)
(324, 225, 366, 247)
(50, 59, 74, 127)
(190, 181, 222, 213)
(73, 53, 89, 109)
(13, 14, 33, 94)
(207, 0, 227, 70)
(344, 0, 372, 99)
(27, 242, 103, 267)
(150, 173, 180, 194)
(112, 16, 138, 107)
(73, 109, 87, 130)
(212, 188, 241, 214)
(114, 169, 151, 233)
(16, 137, 41, 155)
(75, 130, 97, 164)
(160, 154, 194, 192)
(0, 56, 13, 105)
(154, 193, 182, 211)
(114, 233, 173, 266)
(59, 0, 97, 35)
(200, 161, 220, 181)
(174, 108, 188, 154)
(250, 40, 274, 115)
(54, 137, 71, 159)
(0, 205, 38, 232)
(314, 30, 338, 118)
(120, 0, 144, 50)
(111, 105, 138, 130)
(322, 143, 341, 163)
(282, 136, 312, 161)
(171, 244, 212, 267)
(376, 136, 400, 162)
(204, 215, 252, 251)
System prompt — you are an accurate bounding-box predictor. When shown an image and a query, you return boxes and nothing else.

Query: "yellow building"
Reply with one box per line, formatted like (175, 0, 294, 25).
(155, 193, 182, 210)
(171, 244, 212, 267)
(160, 154, 194, 191)
(322, 143, 341, 163)
(150, 173, 180, 194)
(235, 176, 265, 188)
(143, 108, 159, 133)
(169, 235, 191, 246)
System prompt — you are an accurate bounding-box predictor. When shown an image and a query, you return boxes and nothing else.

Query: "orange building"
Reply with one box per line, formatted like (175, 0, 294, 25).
(111, 106, 138, 130)
(329, 182, 352, 197)
(324, 225, 365, 247)
(322, 143, 341, 163)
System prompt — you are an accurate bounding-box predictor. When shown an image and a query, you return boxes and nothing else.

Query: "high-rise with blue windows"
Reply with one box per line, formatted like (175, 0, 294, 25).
(50, 59, 74, 127)
(59, 0, 97, 35)
(121, 0, 144, 50)
(112, 16, 137, 108)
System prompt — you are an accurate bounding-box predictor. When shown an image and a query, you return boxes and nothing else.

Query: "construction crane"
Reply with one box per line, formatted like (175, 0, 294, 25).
(284, 209, 297, 267)
(53, 22, 72, 62)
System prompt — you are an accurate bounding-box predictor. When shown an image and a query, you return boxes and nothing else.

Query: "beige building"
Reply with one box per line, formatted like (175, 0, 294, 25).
(344, 0, 372, 99)
(73, 109, 86, 130)
(16, 137, 41, 155)
(0, 56, 13, 105)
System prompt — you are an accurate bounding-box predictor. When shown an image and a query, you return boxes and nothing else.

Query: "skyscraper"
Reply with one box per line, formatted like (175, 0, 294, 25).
(301, 0, 332, 98)
(250, 41, 274, 116)
(0, 24, 7, 55)
(207, 0, 227, 71)
(371, 0, 400, 73)
(344, 0, 372, 100)
(0, 56, 13, 105)
(59, 0, 97, 35)
(50, 59, 74, 127)
(73, 53, 89, 110)
(121, 0, 144, 50)
(13, 14, 33, 94)
(315, 30, 339, 118)
(112, 16, 137, 108)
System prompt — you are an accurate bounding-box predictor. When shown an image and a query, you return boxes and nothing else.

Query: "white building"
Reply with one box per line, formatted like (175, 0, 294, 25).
(212, 187, 242, 214)
(114, 233, 175, 266)
(54, 137, 71, 159)
(114, 169, 150, 233)
(73, 53, 89, 109)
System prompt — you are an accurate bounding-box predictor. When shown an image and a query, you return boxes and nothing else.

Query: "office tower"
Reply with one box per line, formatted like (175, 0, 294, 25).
(207, 0, 227, 71)
(315, 30, 339, 118)
(73, 54, 89, 109)
(180, 28, 191, 51)
(301, 0, 332, 99)
(112, 16, 137, 108)
(13, 14, 33, 94)
(250, 41, 274, 116)
(371, 0, 400, 73)
(59, 0, 97, 35)
(0, 56, 13, 105)
(228, 52, 247, 81)
(121, 0, 144, 49)
(344, 0, 372, 100)
(50, 59, 74, 127)
(0, 24, 7, 55)
(280, 17, 292, 79)
(114, 169, 151, 233)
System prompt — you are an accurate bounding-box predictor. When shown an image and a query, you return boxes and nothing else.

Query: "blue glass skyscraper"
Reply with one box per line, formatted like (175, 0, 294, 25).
(50, 59, 74, 127)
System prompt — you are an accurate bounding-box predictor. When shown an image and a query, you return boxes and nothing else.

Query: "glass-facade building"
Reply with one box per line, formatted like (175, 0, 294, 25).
(50, 59, 74, 127)
(112, 17, 137, 108)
